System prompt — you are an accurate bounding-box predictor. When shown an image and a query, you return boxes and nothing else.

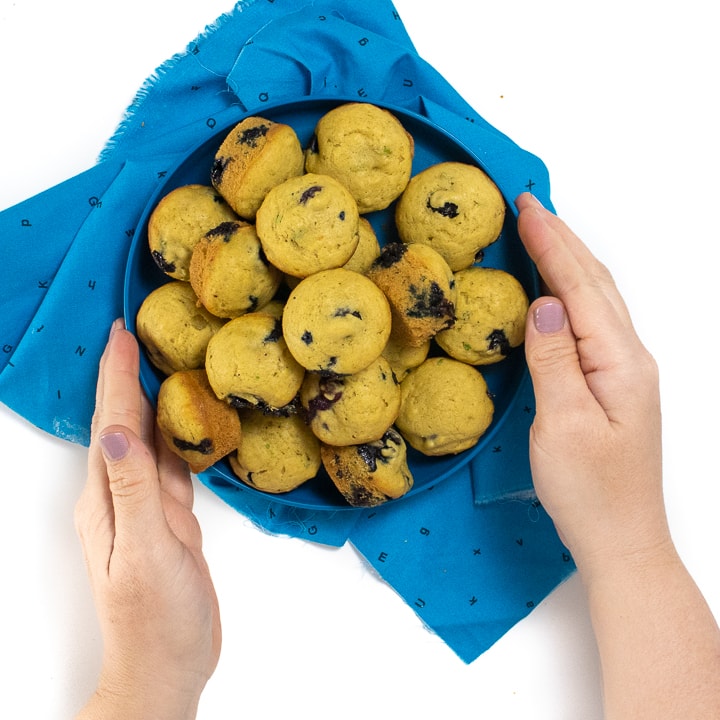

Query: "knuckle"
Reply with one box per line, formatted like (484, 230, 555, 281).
(108, 467, 146, 498)
(526, 336, 578, 374)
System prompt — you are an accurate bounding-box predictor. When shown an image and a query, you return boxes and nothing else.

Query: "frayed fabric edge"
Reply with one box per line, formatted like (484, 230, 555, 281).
(98, 0, 257, 163)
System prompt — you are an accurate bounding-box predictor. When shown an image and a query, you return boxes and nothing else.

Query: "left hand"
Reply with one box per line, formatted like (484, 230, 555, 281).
(74, 319, 221, 720)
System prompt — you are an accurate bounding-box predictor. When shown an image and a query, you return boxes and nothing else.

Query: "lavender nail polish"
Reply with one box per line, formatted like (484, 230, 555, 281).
(533, 302, 565, 333)
(100, 431, 129, 461)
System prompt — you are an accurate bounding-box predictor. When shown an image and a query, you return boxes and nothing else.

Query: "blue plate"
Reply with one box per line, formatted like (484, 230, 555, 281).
(124, 97, 539, 510)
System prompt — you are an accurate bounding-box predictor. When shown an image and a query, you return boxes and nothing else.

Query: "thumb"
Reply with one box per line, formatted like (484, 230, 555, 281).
(525, 298, 594, 418)
(99, 425, 167, 542)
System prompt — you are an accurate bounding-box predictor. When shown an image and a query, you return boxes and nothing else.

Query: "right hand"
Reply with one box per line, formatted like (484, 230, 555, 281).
(515, 193, 670, 570)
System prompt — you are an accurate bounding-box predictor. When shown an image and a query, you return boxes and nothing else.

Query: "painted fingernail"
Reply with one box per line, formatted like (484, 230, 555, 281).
(100, 431, 129, 461)
(533, 302, 565, 333)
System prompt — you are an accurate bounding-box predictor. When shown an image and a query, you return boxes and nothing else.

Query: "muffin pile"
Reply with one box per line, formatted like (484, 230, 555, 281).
(136, 102, 529, 507)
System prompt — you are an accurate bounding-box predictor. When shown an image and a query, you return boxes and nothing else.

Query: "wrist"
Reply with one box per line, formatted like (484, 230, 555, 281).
(572, 520, 677, 591)
(76, 665, 205, 720)
(556, 486, 672, 578)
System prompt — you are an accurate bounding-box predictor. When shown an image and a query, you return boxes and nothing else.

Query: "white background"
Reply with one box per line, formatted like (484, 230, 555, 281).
(1, 1, 718, 718)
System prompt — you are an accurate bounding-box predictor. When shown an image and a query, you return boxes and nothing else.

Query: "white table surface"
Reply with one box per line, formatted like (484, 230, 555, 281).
(1, 1, 718, 717)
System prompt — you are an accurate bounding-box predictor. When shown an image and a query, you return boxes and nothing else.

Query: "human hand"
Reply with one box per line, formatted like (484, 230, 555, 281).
(74, 319, 221, 720)
(515, 193, 669, 571)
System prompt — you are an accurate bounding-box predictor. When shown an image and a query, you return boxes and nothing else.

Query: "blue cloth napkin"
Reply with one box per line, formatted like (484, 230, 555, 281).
(0, 0, 575, 663)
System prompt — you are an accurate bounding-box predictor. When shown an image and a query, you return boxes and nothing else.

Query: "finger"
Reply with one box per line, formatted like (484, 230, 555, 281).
(524, 297, 602, 423)
(79, 319, 160, 570)
(86, 320, 146, 509)
(139, 392, 157, 462)
(74, 476, 115, 581)
(83, 320, 124, 540)
(99, 424, 169, 547)
(91, 319, 125, 432)
(154, 421, 194, 511)
(94, 323, 144, 437)
(515, 194, 633, 335)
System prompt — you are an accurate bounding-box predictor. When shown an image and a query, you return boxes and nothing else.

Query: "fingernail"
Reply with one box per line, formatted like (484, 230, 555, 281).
(533, 302, 565, 333)
(100, 431, 129, 461)
(515, 192, 544, 210)
(109, 318, 125, 339)
(526, 193, 544, 208)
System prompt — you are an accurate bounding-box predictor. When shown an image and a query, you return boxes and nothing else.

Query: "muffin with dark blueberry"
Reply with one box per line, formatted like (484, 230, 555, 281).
(282, 267, 391, 375)
(188, 220, 283, 319)
(255, 172, 360, 278)
(156, 369, 243, 473)
(321, 427, 414, 507)
(147, 184, 238, 280)
(211, 116, 305, 220)
(435, 266, 529, 365)
(367, 241, 456, 348)
(299, 356, 401, 447)
(395, 161, 506, 271)
(205, 311, 305, 415)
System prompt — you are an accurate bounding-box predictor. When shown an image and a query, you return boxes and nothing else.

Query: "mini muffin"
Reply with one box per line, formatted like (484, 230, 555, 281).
(189, 220, 282, 319)
(321, 428, 414, 507)
(395, 161, 506, 271)
(367, 242, 456, 347)
(381, 331, 430, 382)
(300, 356, 401, 446)
(147, 184, 238, 280)
(395, 357, 494, 456)
(435, 267, 529, 365)
(228, 411, 321, 494)
(205, 311, 305, 414)
(255, 172, 360, 278)
(305, 102, 414, 213)
(342, 217, 381, 274)
(258, 298, 286, 320)
(136, 280, 225, 376)
(156, 369, 243, 473)
(210, 116, 305, 220)
(282, 267, 392, 375)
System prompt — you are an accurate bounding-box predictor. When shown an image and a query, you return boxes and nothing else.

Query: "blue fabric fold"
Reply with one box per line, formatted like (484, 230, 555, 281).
(349, 464, 574, 663)
(0, 0, 575, 663)
(1, 155, 184, 441)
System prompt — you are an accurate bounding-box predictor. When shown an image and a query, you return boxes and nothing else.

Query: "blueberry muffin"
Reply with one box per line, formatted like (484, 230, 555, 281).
(320, 428, 414, 507)
(395, 357, 494, 456)
(342, 217, 381, 274)
(147, 184, 238, 281)
(300, 355, 401, 446)
(435, 266, 529, 365)
(367, 241, 456, 348)
(136, 280, 225, 376)
(395, 161, 506, 271)
(228, 410, 321, 494)
(282, 267, 391, 375)
(211, 116, 305, 220)
(156, 369, 243, 473)
(256, 298, 286, 320)
(305, 102, 414, 213)
(380, 331, 430, 382)
(255, 172, 360, 278)
(205, 311, 305, 414)
(188, 220, 283, 319)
